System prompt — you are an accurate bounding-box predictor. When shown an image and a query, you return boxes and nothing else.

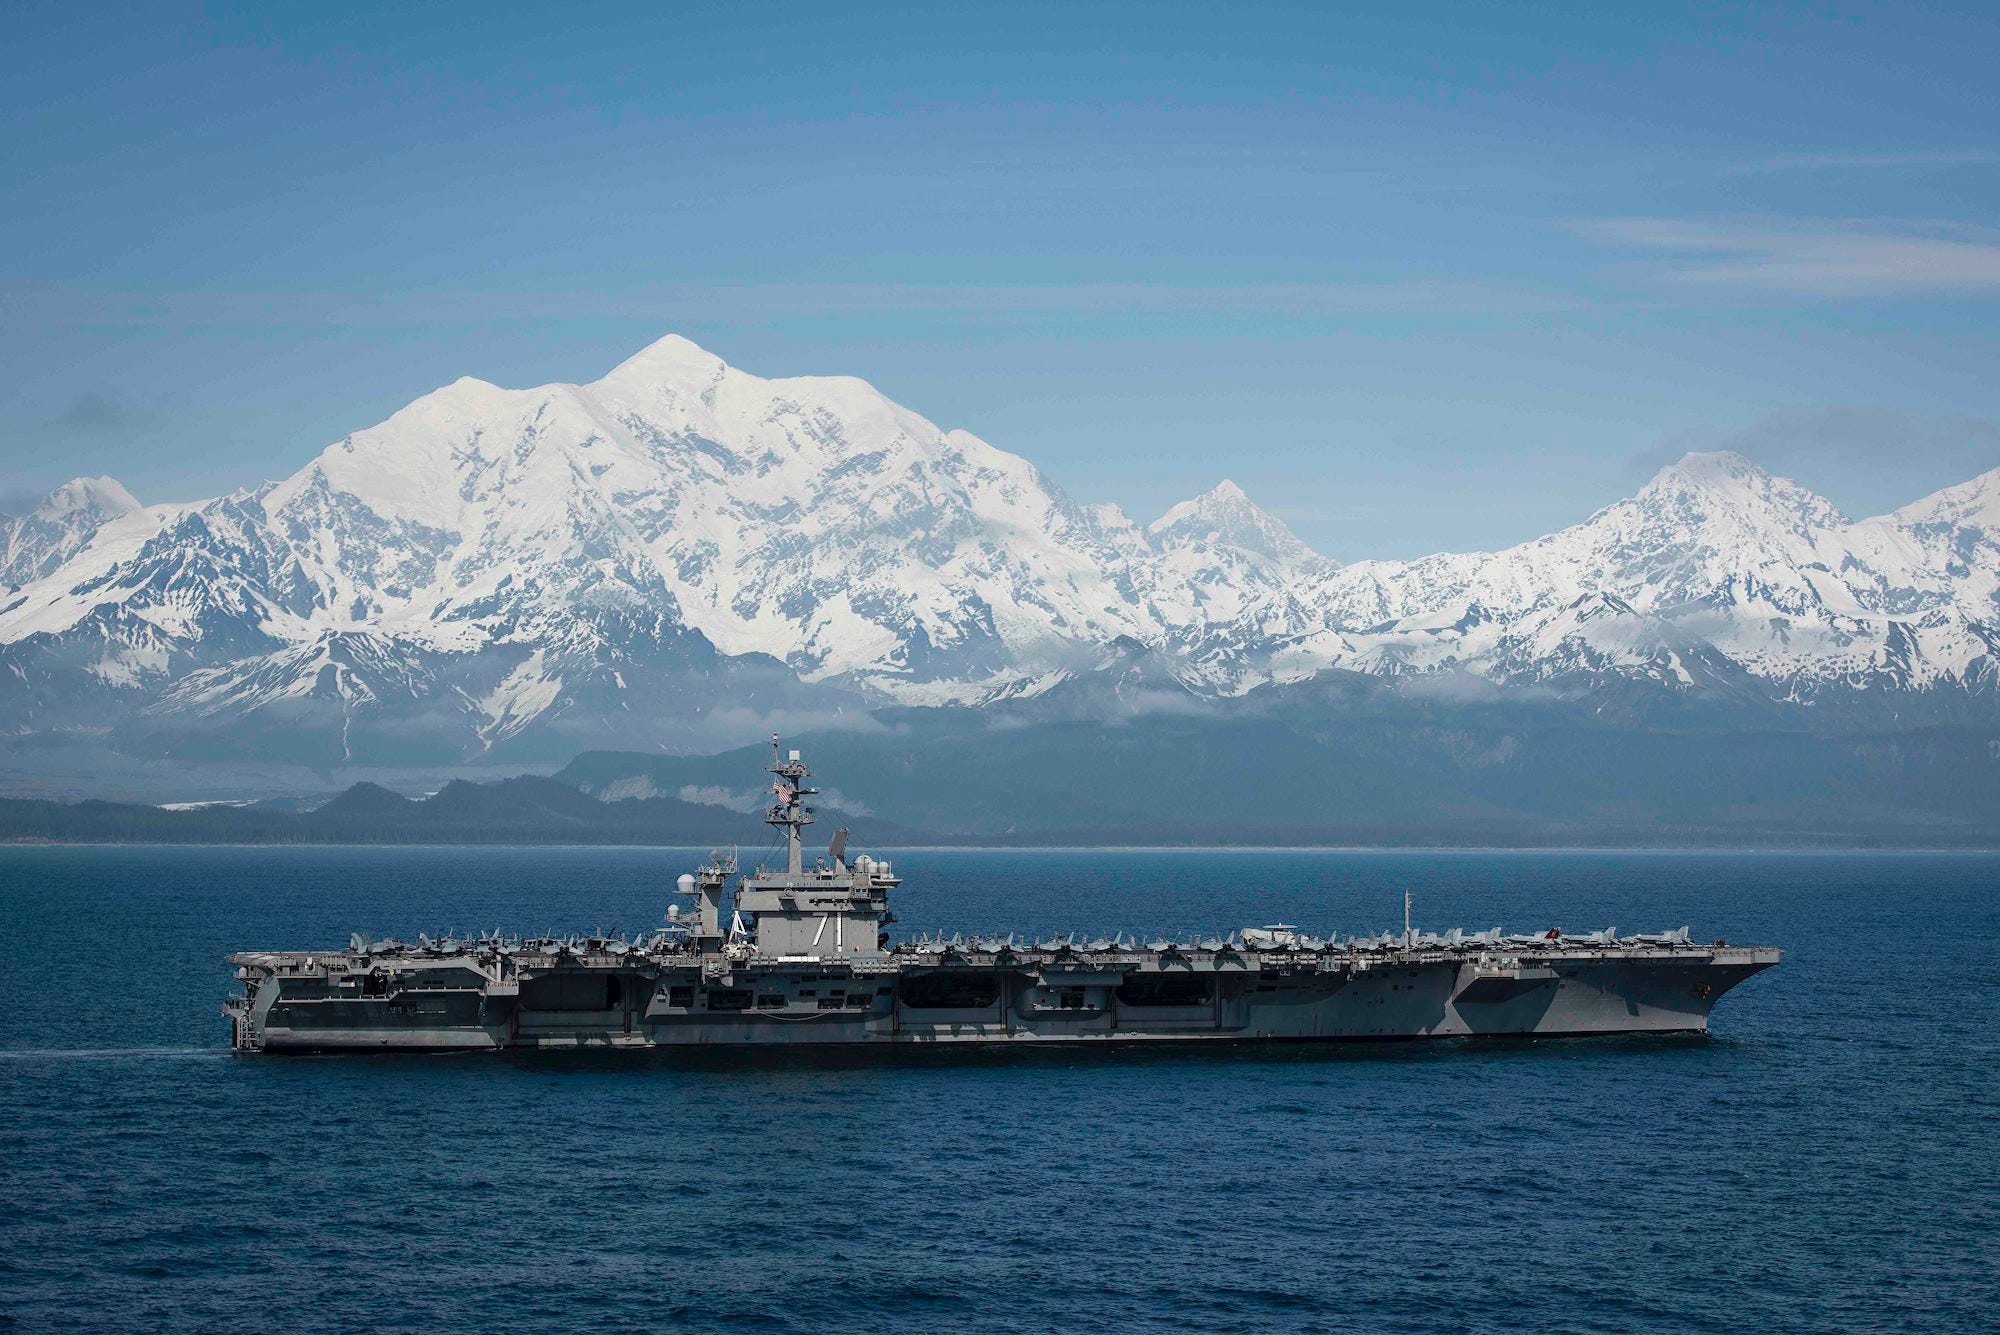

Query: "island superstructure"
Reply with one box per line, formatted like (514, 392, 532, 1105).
(223, 739, 1780, 1052)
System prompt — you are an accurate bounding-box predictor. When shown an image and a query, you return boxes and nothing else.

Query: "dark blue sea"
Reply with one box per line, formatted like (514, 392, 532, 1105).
(1, 847, 1995, 1333)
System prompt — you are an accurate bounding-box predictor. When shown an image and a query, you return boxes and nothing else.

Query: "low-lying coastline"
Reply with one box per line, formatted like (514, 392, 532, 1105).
(2, 781, 1993, 851)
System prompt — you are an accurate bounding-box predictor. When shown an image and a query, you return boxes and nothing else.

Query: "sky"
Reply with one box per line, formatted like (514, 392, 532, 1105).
(3, 0, 1998, 560)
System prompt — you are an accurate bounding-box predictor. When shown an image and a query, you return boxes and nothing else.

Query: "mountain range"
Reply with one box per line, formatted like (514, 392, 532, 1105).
(1, 334, 1995, 781)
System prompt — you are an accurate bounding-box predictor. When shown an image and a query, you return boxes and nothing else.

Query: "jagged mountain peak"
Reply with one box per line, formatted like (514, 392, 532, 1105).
(1148, 479, 1325, 567)
(1148, 478, 1250, 532)
(592, 331, 731, 390)
(1, 474, 147, 589)
(1637, 450, 1849, 530)
(589, 333, 905, 434)
(34, 475, 141, 519)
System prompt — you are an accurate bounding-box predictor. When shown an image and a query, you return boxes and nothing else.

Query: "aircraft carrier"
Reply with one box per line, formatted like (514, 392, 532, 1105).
(223, 740, 1781, 1052)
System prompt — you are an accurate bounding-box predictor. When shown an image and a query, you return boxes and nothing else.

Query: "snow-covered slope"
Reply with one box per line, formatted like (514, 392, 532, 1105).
(0, 336, 1325, 760)
(0, 335, 1993, 766)
(1182, 450, 1997, 708)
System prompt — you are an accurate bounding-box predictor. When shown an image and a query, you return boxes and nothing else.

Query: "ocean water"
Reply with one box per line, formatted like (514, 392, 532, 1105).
(0, 845, 1994, 1333)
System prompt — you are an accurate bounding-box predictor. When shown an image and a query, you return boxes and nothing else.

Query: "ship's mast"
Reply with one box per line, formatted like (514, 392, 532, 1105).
(765, 733, 816, 876)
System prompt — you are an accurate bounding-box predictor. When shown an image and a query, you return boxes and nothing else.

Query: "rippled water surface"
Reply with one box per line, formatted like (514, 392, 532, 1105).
(1, 846, 1995, 1333)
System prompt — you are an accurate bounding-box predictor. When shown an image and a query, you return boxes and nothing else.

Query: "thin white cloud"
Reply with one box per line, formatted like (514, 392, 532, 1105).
(1579, 218, 2000, 296)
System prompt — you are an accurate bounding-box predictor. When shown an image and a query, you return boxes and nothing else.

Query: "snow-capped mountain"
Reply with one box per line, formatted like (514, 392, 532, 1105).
(0, 475, 142, 588)
(0, 335, 1324, 760)
(1227, 450, 2000, 709)
(1149, 479, 1325, 567)
(0, 334, 1994, 767)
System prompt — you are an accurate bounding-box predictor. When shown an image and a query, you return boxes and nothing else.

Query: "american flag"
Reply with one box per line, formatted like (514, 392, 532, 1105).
(772, 781, 793, 805)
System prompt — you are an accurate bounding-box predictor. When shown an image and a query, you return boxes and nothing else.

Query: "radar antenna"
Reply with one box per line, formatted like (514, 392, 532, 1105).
(765, 734, 817, 876)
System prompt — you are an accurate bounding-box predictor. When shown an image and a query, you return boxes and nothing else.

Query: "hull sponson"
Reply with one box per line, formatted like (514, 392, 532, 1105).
(226, 945, 1781, 1052)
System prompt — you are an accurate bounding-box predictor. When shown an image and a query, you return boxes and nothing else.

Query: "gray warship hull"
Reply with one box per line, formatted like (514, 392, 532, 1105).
(226, 941, 1778, 1052)
(224, 739, 1780, 1053)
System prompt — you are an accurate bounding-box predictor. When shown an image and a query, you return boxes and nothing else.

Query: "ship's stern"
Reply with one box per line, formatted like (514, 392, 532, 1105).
(222, 954, 276, 1051)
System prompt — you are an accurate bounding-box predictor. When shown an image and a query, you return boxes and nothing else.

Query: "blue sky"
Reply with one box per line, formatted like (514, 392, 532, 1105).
(3, 1, 1997, 558)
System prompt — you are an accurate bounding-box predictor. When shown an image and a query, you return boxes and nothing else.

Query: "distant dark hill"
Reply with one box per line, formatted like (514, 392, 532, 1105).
(556, 689, 2000, 847)
(0, 776, 916, 847)
(423, 776, 613, 823)
(314, 781, 415, 818)
(8, 678, 1997, 847)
